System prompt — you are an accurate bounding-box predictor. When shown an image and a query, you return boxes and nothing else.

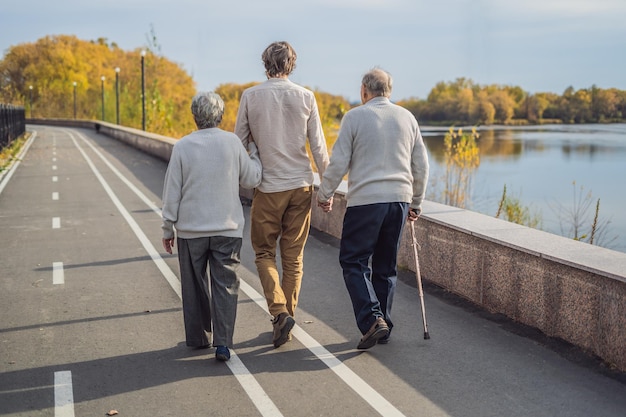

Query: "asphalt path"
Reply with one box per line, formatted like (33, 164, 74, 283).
(1, 125, 625, 417)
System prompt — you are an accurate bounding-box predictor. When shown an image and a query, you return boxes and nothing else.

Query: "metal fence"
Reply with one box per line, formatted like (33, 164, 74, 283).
(0, 104, 26, 149)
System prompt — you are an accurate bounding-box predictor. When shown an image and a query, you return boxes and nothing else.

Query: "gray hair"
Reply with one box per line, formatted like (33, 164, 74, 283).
(362, 68, 393, 98)
(191, 91, 224, 129)
(262, 41, 297, 78)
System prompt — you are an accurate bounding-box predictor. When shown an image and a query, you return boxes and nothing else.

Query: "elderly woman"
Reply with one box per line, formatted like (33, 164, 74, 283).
(161, 91, 262, 361)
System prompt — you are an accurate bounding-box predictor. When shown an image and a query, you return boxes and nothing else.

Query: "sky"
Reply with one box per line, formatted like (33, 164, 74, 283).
(2, 0, 626, 103)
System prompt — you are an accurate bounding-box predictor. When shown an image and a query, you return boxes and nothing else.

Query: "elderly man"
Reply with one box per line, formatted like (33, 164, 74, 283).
(162, 91, 262, 361)
(235, 41, 329, 348)
(317, 68, 429, 349)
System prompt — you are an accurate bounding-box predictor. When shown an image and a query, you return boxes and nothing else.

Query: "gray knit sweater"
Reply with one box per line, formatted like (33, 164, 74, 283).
(161, 128, 262, 239)
(318, 97, 429, 211)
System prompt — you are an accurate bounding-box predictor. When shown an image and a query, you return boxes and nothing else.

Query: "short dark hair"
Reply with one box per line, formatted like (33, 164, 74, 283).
(262, 41, 297, 78)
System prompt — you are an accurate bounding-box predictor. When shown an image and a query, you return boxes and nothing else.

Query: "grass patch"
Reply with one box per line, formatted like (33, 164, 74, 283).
(0, 132, 30, 173)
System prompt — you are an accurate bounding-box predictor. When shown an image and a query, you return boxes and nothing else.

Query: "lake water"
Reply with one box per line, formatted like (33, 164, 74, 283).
(421, 123, 626, 254)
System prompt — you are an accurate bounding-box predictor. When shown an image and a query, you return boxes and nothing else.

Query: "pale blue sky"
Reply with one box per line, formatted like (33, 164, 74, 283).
(2, 0, 625, 102)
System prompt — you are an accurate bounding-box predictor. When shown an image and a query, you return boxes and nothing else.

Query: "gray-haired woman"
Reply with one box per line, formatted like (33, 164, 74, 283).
(162, 91, 262, 361)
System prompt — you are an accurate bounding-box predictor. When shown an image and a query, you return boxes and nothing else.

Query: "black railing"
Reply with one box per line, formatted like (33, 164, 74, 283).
(0, 104, 26, 149)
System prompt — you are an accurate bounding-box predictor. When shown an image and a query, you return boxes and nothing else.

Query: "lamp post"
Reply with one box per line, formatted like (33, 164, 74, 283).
(29, 85, 33, 118)
(141, 50, 146, 131)
(100, 76, 106, 121)
(115, 67, 120, 125)
(73, 82, 77, 119)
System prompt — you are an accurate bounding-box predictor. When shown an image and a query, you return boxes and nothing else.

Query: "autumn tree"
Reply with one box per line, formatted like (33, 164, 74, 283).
(397, 79, 626, 126)
(487, 88, 515, 123)
(441, 128, 480, 208)
(0, 34, 196, 137)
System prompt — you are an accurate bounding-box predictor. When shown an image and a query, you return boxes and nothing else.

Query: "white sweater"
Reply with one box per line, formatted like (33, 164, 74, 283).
(318, 97, 429, 211)
(161, 128, 262, 239)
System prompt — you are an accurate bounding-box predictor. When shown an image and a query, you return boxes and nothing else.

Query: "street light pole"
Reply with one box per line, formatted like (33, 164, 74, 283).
(115, 67, 120, 125)
(29, 85, 33, 118)
(141, 50, 146, 131)
(73, 82, 77, 119)
(101, 76, 105, 121)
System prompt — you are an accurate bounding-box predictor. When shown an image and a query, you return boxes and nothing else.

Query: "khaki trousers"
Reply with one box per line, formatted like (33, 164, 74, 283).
(250, 187, 312, 318)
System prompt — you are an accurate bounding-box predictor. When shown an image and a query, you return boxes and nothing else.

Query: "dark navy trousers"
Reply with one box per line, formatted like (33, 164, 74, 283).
(339, 202, 409, 335)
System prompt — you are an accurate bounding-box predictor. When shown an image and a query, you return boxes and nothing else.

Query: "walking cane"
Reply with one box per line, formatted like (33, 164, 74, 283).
(410, 221, 430, 340)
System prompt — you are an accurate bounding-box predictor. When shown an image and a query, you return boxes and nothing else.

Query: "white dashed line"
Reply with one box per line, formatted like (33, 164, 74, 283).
(52, 176, 58, 182)
(52, 217, 60, 229)
(54, 371, 75, 417)
(52, 165, 57, 170)
(52, 192, 59, 200)
(53, 262, 64, 285)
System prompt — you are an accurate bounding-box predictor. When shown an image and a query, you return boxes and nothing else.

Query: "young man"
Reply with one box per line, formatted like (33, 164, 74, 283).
(235, 41, 330, 348)
(162, 91, 262, 361)
(317, 68, 429, 349)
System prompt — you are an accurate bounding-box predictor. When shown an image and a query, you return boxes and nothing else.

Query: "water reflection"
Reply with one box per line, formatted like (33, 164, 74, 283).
(424, 129, 524, 162)
(421, 124, 626, 252)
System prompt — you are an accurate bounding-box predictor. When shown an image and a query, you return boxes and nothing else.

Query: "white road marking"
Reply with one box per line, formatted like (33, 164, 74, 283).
(53, 261, 64, 285)
(66, 128, 406, 417)
(67, 130, 285, 417)
(72, 131, 162, 215)
(54, 371, 75, 417)
(52, 192, 59, 200)
(67, 132, 181, 298)
(53, 176, 58, 182)
(52, 217, 61, 229)
(52, 165, 57, 170)
(227, 352, 285, 417)
(53, 157, 57, 162)
(240, 281, 407, 417)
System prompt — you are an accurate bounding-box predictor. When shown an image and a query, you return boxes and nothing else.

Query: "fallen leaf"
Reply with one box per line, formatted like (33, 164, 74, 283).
(106, 410, 119, 416)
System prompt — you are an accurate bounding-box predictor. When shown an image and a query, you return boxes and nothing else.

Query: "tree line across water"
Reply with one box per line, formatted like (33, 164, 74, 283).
(397, 78, 626, 126)
(2, 35, 626, 144)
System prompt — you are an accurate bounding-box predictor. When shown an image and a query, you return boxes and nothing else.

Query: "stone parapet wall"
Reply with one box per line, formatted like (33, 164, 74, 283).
(316, 192, 625, 371)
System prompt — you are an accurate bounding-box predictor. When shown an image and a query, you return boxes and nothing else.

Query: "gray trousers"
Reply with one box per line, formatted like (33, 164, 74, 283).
(177, 236, 241, 348)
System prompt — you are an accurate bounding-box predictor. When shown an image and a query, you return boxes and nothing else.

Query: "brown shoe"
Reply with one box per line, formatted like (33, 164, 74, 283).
(357, 317, 389, 350)
(272, 313, 295, 348)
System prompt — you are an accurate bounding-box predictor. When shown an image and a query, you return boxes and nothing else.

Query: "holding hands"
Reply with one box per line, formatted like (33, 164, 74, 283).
(317, 195, 333, 213)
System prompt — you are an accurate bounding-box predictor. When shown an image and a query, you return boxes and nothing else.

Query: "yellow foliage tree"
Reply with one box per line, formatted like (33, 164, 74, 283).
(442, 127, 480, 208)
(0, 35, 196, 138)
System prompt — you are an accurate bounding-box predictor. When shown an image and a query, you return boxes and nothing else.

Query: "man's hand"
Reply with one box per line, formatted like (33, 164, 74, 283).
(162, 237, 175, 254)
(317, 196, 333, 213)
(408, 208, 420, 222)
